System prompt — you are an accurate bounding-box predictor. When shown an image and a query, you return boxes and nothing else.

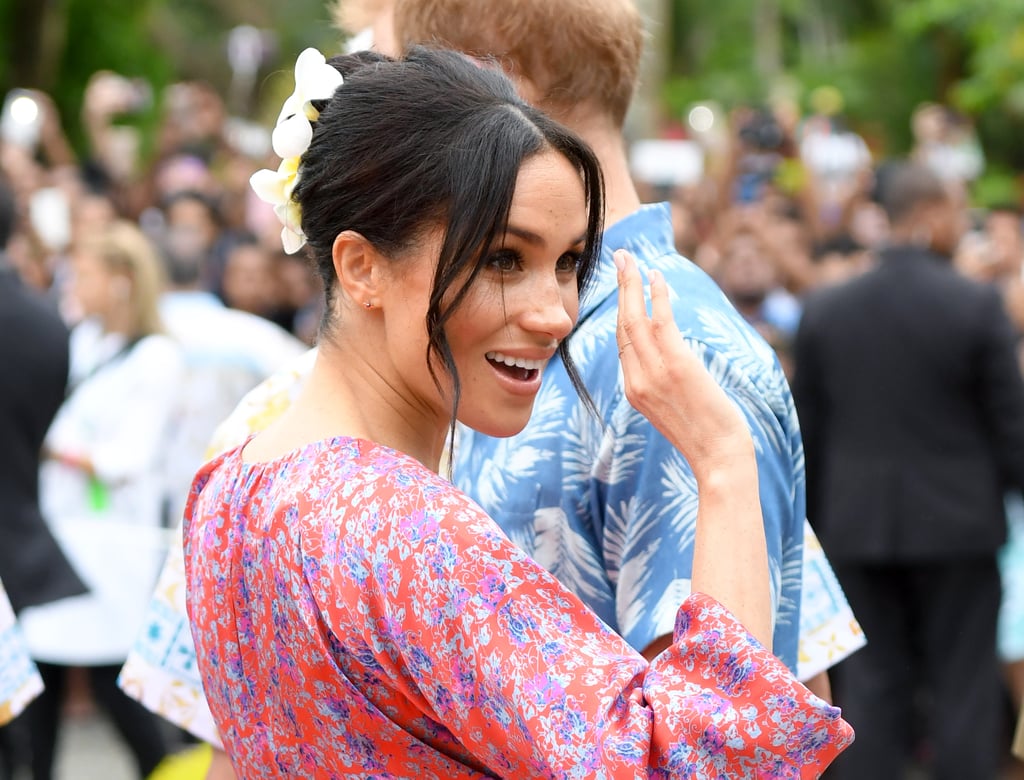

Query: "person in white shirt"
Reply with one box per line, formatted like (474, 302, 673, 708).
(20, 220, 183, 780)
(158, 216, 306, 527)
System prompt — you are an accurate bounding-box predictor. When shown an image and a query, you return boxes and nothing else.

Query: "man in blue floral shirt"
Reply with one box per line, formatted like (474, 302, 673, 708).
(409, 0, 865, 677)
(457, 205, 809, 668)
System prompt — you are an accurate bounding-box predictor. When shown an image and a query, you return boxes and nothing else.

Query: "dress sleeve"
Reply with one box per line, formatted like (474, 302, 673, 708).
(310, 481, 853, 778)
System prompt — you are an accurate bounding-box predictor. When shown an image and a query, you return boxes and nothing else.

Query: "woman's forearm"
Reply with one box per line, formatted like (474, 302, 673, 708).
(689, 453, 773, 650)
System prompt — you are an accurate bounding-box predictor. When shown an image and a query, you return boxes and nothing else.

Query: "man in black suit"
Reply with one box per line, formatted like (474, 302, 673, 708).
(794, 162, 1024, 779)
(0, 176, 88, 780)
(0, 181, 84, 614)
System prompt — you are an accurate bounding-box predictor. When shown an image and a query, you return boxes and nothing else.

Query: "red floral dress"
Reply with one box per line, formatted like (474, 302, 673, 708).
(184, 437, 853, 778)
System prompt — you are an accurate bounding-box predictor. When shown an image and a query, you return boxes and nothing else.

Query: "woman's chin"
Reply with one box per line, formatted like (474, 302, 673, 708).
(458, 411, 532, 440)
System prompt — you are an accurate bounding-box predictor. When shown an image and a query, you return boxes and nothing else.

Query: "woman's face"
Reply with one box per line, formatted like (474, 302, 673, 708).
(70, 249, 121, 319)
(380, 149, 589, 438)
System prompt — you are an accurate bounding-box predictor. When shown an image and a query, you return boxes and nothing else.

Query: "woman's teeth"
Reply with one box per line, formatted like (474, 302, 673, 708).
(485, 352, 545, 371)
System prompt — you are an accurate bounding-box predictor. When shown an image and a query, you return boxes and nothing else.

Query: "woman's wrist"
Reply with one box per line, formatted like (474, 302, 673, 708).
(689, 438, 757, 490)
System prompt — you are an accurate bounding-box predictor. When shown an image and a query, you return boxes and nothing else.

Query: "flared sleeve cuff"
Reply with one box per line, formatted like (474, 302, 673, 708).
(646, 592, 854, 778)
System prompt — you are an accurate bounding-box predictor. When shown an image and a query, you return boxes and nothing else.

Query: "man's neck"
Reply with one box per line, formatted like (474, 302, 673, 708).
(568, 115, 642, 230)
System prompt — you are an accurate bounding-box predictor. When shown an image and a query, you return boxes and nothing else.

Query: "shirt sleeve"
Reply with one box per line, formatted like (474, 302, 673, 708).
(598, 338, 805, 670)
(311, 483, 852, 777)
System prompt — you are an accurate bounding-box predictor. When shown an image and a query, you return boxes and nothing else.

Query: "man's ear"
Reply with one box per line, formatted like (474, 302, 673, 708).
(332, 230, 384, 309)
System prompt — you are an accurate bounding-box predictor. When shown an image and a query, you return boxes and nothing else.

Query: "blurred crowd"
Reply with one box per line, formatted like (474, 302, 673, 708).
(2, 75, 323, 342)
(0, 73, 312, 779)
(8, 73, 1015, 383)
(637, 91, 1024, 777)
(633, 93, 1021, 379)
(2, 52, 1024, 778)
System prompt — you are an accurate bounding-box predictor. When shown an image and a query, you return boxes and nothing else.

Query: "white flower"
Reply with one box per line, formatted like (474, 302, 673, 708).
(250, 155, 306, 254)
(249, 48, 343, 255)
(275, 201, 306, 254)
(272, 48, 344, 159)
(250, 156, 300, 206)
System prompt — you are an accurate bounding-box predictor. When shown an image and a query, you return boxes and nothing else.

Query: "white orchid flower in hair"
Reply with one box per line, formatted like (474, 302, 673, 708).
(251, 156, 304, 252)
(272, 48, 345, 159)
(249, 47, 343, 254)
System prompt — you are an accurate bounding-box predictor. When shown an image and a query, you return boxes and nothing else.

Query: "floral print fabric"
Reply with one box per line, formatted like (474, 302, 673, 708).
(184, 437, 852, 778)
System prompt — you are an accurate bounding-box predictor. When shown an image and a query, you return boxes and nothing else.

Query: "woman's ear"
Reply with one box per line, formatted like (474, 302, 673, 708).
(332, 230, 383, 309)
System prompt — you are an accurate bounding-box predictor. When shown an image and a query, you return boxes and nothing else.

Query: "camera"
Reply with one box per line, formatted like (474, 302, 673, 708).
(739, 109, 784, 152)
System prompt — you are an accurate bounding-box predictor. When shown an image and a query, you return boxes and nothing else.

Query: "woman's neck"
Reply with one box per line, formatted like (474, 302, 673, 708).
(98, 307, 134, 338)
(249, 338, 448, 471)
(568, 113, 642, 228)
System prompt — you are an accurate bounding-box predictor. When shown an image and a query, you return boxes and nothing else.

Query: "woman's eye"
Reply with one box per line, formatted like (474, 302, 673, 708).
(487, 250, 521, 273)
(556, 252, 582, 274)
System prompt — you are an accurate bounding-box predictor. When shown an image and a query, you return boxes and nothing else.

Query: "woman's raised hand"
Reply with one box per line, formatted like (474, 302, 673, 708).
(615, 248, 771, 647)
(614, 249, 753, 478)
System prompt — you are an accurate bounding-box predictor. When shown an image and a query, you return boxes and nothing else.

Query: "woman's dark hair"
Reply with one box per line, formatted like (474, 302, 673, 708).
(293, 46, 604, 434)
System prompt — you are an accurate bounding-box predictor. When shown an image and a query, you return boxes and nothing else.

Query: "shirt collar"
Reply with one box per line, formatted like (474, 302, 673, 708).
(161, 289, 224, 311)
(580, 202, 676, 321)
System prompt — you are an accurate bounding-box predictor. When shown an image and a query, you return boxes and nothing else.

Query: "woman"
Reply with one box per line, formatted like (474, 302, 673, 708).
(185, 47, 853, 777)
(20, 221, 180, 779)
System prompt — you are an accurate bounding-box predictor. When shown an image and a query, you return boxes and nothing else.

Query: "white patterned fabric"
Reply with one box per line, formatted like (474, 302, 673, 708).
(0, 580, 43, 726)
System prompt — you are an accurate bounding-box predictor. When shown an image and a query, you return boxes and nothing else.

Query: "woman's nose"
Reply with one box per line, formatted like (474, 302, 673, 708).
(520, 272, 575, 341)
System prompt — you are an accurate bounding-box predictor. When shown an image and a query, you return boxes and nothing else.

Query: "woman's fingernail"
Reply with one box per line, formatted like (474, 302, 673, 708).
(614, 251, 626, 272)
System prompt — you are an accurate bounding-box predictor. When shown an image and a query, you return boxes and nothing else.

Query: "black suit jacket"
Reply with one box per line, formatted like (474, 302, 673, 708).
(0, 266, 86, 612)
(793, 245, 1024, 562)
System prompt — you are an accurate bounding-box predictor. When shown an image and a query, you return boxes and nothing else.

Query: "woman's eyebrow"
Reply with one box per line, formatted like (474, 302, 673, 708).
(504, 224, 545, 245)
(505, 225, 588, 247)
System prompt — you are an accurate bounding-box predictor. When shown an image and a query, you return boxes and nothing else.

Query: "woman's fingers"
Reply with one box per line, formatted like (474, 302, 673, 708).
(615, 250, 752, 470)
(648, 268, 673, 342)
(615, 249, 661, 409)
(614, 249, 644, 360)
(617, 254, 672, 368)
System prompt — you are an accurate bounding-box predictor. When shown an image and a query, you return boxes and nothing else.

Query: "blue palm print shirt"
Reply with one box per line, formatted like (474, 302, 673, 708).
(455, 203, 805, 671)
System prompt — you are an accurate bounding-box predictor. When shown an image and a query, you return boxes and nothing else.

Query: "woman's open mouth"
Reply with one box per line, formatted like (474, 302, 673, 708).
(485, 351, 545, 382)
